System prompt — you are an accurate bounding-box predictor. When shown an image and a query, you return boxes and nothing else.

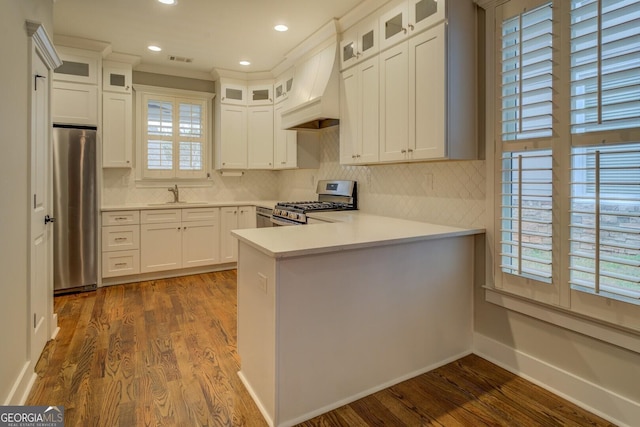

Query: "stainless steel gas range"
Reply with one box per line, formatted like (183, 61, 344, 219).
(271, 180, 357, 226)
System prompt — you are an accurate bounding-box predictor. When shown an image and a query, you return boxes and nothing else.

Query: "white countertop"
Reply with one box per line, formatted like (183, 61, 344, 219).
(101, 200, 278, 212)
(232, 211, 484, 259)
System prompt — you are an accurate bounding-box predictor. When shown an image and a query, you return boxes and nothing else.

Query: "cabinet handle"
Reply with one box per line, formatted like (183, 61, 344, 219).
(126, 160, 130, 164)
(115, 237, 127, 241)
(403, 27, 408, 34)
(408, 24, 415, 31)
(352, 155, 357, 159)
(281, 161, 286, 165)
(115, 217, 128, 220)
(115, 263, 127, 267)
(177, 227, 181, 230)
(183, 227, 187, 230)
(407, 148, 414, 153)
(401, 149, 407, 154)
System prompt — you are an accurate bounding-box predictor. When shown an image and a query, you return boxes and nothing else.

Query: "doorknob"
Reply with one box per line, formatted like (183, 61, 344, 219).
(44, 215, 56, 224)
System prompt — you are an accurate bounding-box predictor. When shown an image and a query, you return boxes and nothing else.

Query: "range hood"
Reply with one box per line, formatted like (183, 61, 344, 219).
(281, 38, 340, 131)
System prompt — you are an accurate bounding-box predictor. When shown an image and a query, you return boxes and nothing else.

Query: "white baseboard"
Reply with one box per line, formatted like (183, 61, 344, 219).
(474, 332, 639, 427)
(2, 361, 35, 405)
(237, 371, 274, 427)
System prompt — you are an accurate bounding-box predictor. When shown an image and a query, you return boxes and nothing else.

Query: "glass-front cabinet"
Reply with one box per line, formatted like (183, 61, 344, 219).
(103, 61, 132, 93)
(340, 16, 379, 70)
(248, 84, 273, 106)
(379, 0, 445, 51)
(220, 82, 247, 105)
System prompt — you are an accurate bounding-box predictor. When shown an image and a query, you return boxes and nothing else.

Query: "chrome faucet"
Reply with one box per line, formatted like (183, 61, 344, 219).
(168, 184, 179, 203)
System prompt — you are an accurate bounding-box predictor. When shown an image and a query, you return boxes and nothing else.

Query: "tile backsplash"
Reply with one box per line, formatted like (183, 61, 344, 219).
(102, 126, 485, 228)
(278, 127, 486, 228)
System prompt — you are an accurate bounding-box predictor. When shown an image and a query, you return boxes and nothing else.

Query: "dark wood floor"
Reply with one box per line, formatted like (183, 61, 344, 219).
(27, 271, 614, 426)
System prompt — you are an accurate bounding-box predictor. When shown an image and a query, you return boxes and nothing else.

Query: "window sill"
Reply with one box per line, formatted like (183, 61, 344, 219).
(484, 287, 640, 353)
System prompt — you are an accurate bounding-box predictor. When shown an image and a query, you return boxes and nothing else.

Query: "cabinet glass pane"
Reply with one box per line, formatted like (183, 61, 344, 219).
(362, 30, 375, 52)
(286, 78, 293, 92)
(110, 73, 126, 88)
(276, 84, 284, 98)
(415, 0, 438, 24)
(343, 41, 356, 61)
(225, 88, 243, 101)
(252, 89, 270, 101)
(385, 13, 404, 40)
(55, 61, 90, 77)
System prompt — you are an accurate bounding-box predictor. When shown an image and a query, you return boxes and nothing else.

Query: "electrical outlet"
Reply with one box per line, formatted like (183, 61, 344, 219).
(258, 273, 267, 293)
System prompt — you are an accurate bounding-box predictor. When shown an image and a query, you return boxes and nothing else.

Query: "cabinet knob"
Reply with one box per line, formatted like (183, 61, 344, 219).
(403, 27, 408, 34)
(281, 161, 286, 165)
(407, 148, 414, 153)
(408, 24, 415, 31)
(401, 149, 407, 154)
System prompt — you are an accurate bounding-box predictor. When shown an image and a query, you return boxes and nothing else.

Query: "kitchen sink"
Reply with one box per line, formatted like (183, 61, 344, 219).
(147, 201, 209, 206)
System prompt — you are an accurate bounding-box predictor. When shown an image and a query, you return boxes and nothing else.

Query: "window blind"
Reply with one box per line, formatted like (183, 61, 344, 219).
(570, 0, 640, 134)
(570, 143, 640, 300)
(501, 2, 554, 142)
(147, 99, 173, 170)
(501, 150, 553, 281)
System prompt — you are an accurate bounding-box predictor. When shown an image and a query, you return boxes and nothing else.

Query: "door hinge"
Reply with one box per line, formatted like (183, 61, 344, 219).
(34, 194, 37, 209)
(33, 313, 36, 329)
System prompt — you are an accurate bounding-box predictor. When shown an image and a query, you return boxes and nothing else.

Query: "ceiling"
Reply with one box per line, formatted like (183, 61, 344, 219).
(53, 0, 366, 78)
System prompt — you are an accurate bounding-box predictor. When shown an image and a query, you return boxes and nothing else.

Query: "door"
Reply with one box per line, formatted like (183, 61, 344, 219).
(30, 50, 52, 363)
(247, 106, 274, 169)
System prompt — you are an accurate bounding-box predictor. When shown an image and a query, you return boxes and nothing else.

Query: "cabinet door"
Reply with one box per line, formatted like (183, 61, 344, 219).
(219, 207, 239, 263)
(379, 42, 409, 162)
(219, 105, 247, 169)
(53, 49, 99, 85)
(379, 1, 409, 51)
(358, 17, 379, 63)
(247, 106, 274, 169)
(102, 92, 132, 168)
(140, 222, 182, 273)
(274, 103, 298, 168)
(248, 84, 273, 106)
(103, 61, 132, 93)
(238, 206, 256, 229)
(409, 0, 445, 34)
(358, 57, 380, 163)
(52, 81, 98, 126)
(409, 24, 446, 160)
(339, 66, 359, 164)
(340, 26, 359, 70)
(182, 220, 219, 268)
(220, 82, 247, 105)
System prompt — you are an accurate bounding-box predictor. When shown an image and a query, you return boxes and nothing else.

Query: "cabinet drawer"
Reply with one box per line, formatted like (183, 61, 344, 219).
(103, 210, 139, 226)
(141, 209, 181, 224)
(181, 207, 219, 222)
(102, 250, 140, 278)
(102, 225, 140, 251)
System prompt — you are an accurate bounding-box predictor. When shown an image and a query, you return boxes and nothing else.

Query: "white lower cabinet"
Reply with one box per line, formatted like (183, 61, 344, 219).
(220, 206, 256, 263)
(101, 210, 140, 278)
(140, 207, 220, 273)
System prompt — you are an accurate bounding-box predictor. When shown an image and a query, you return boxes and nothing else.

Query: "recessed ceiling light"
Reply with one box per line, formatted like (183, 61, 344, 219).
(274, 24, 289, 32)
(148, 45, 162, 52)
(158, 0, 177, 5)
(239, 60, 251, 66)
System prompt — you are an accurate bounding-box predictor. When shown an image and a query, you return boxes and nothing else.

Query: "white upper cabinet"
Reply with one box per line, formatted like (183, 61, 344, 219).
(220, 81, 247, 105)
(217, 104, 248, 169)
(274, 102, 298, 169)
(52, 81, 99, 126)
(247, 105, 274, 169)
(274, 71, 294, 104)
(102, 92, 133, 167)
(340, 16, 379, 70)
(103, 61, 132, 94)
(53, 47, 100, 85)
(379, 0, 445, 51)
(248, 84, 273, 106)
(340, 56, 380, 164)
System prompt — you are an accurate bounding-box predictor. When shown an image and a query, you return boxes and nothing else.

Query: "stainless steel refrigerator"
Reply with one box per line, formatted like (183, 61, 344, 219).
(53, 125, 98, 293)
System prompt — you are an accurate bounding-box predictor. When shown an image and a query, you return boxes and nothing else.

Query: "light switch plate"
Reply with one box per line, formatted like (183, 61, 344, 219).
(258, 273, 267, 293)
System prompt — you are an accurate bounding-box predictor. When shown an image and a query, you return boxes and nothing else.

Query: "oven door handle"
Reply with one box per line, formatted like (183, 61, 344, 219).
(271, 217, 301, 226)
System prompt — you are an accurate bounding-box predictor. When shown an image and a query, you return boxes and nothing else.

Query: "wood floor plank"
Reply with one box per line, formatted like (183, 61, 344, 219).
(27, 271, 615, 427)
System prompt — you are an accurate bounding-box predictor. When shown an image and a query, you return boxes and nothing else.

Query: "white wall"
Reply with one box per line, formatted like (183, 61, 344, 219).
(0, 0, 54, 404)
